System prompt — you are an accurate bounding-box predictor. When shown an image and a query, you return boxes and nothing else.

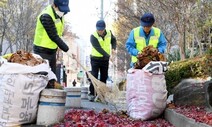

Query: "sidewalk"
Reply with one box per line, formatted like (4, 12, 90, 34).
(80, 100, 211, 127)
(22, 99, 211, 127)
(80, 99, 117, 112)
(22, 99, 116, 127)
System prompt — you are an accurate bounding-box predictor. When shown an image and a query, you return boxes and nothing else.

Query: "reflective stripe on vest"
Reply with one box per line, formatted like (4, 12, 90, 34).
(91, 30, 112, 57)
(33, 5, 64, 49)
(131, 27, 160, 63)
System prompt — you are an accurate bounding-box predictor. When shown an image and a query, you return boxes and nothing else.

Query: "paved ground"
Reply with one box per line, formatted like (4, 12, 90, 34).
(22, 99, 211, 127)
(80, 99, 117, 112)
(22, 99, 117, 127)
(81, 101, 211, 127)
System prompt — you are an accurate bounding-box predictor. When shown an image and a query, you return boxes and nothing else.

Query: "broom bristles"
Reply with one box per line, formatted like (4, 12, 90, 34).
(66, 53, 123, 107)
(86, 71, 120, 104)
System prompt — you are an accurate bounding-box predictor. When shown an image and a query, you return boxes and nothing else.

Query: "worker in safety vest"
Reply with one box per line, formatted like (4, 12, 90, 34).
(88, 20, 117, 101)
(125, 13, 167, 67)
(33, 0, 70, 88)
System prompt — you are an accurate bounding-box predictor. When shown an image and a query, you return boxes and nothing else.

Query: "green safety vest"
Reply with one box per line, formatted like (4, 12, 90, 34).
(132, 27, 160, 63)
(91, 30, 112, 57)
(33, 5, 64, 49)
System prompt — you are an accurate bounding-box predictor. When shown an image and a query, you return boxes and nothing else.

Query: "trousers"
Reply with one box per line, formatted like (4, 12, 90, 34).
(89, 58, 109, 96)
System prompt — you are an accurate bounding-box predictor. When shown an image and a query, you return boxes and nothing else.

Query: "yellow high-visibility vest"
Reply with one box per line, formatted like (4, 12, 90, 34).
(132, 27, 160, 63)
(91, 30, 112, 57)
(33, 5, 64, 49)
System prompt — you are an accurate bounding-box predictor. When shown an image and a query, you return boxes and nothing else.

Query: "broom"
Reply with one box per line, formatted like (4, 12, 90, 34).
(66, 53, 120, 104)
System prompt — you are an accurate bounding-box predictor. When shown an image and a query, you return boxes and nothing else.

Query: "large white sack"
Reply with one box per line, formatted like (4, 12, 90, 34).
(126, 69, 167, 120)
(0, 56, 54, 127)
(0, 55, 56, 80)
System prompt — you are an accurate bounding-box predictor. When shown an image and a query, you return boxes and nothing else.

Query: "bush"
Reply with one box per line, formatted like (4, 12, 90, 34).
(165, 54, 212, 94)
(205, 47, 212, 55)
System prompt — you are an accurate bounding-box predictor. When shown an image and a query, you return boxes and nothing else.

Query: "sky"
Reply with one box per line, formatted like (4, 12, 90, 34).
(65, 0, 116, 47)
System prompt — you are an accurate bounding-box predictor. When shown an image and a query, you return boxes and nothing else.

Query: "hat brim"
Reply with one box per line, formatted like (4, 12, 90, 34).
(96, 27, 105, 31)
(58, 5, 70, 12)
(141, 21, 153, 27)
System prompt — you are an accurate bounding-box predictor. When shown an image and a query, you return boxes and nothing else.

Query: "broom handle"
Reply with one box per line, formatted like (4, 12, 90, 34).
(67, 53, 117, 73)
(66, 53, 88, 72)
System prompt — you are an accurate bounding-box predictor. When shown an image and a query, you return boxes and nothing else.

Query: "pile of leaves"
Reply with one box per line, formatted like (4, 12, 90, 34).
(167, 104, 212, 126)
(134, 45, 166, 69)
(53, 109, 174, 127)
(5, 50, 45, 66)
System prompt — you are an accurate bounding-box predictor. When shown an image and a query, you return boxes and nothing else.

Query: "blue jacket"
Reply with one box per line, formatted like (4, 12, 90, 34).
(125, 26, 167, 67)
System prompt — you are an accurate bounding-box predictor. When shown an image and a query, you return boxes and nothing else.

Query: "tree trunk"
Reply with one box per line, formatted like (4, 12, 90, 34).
(179, 34, 185, 60)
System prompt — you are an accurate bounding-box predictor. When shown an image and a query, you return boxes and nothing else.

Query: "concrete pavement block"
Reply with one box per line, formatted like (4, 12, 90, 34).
(165, 108, 211, 127)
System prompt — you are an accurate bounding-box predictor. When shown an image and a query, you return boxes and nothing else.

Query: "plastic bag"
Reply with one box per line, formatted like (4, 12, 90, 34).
(126, 69, 167, 120)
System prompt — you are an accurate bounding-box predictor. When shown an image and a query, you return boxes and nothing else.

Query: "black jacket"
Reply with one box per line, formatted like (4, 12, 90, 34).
(34, 7, 69, 54)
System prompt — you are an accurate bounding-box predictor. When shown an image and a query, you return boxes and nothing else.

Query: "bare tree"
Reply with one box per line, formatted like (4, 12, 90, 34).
(0, 6, 10, 55)
(0, 0, 78, 56)
(112, 0, 212, 69)
(0, 0, 48, 55)
(113, 0, 140, 73)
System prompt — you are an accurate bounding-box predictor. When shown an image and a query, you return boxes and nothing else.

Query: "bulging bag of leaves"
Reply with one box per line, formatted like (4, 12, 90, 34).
(134, 45, 166, 69)
(126, 68, 167, 120)
(0, 50, 56, 127)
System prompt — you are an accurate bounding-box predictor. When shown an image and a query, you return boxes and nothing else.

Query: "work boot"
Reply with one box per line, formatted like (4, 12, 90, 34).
(94, 96, 101, 102)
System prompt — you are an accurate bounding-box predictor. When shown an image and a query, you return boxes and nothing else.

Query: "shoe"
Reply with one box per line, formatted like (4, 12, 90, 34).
(88, 94, 95, 102)
(94, 96, 101, 102)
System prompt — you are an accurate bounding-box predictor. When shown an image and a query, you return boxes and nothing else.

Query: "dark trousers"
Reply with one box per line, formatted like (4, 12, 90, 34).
(33, 51, 57, 75)
(89, 58, 109, 96)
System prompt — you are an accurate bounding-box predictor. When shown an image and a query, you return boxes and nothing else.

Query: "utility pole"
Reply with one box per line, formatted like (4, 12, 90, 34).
(100, 0, 104, 20)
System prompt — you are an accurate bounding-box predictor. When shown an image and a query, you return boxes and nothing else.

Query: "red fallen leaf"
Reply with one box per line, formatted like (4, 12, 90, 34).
(205, 114, 212, 120)
(149, 125, 157, 127)
(80, 115, 87, 122)
(87, 110, 95, 116)
(72, 114, 81, 122)
(207, 120, 212, 125)
(131, 122, 142, 127)
(64, 121, 72, 127)
(174, 105, 212, 126)
(57, 109, 174, 127)
(95, 121, 106, 127)
(116, 124, 125, 127)
(85, 118, 96, 127)
(52, 124, 62, 127)
(203, 114, 212, 125)
(107, 117, 117, 125)
(76, 123, 83, 127)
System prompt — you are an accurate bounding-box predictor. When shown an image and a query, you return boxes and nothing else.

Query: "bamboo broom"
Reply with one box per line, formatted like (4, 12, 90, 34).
(66, 53, 120, 104)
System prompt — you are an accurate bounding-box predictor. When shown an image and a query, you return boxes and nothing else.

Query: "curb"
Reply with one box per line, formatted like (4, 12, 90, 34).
(164, 108, 211, 127)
